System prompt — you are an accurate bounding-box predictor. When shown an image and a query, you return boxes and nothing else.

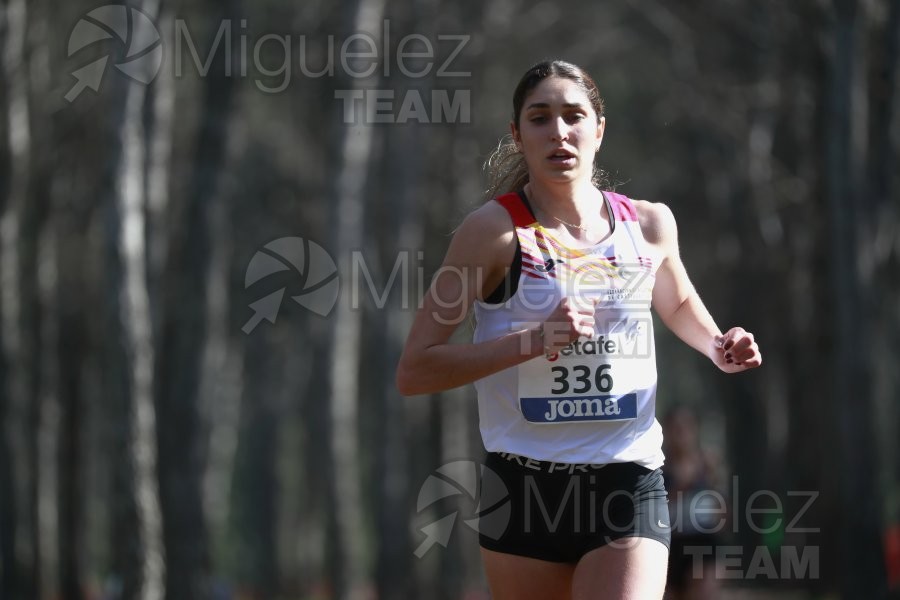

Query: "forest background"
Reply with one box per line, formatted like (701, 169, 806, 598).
(0, 0, 898, 598)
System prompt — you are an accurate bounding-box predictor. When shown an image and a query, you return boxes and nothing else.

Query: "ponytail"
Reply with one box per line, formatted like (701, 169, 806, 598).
(483, 135, 529, 199)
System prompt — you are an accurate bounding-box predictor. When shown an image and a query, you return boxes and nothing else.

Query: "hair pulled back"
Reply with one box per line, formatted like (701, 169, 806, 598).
(484, 60, 609, 198)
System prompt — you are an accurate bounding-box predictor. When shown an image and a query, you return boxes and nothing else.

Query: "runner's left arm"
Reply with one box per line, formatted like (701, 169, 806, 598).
(639, 201, 761, 373)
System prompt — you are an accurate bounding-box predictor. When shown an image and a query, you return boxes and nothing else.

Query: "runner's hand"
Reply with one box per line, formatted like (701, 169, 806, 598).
(541, 296, 596, 353)
(711, 327, 762, 373)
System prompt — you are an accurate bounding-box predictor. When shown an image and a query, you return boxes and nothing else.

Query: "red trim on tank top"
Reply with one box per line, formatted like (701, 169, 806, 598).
(494, 193, 537, 228)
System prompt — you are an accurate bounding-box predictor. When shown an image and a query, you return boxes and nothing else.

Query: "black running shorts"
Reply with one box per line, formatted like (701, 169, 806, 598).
(478, 451, 671, 563)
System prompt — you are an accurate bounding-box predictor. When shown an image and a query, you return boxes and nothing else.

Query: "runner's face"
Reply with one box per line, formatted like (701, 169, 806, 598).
(511, 76, 605, 185)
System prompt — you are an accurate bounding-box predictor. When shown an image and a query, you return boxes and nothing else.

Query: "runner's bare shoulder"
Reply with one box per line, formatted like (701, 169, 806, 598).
(632, 199, 677, 248)
(445, 199, 519, 299)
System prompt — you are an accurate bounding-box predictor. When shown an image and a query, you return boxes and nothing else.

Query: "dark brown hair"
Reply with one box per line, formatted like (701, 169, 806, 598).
(484, 60, 609, 198)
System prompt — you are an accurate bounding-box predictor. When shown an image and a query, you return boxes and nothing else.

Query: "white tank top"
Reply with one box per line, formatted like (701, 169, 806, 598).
(472, 190, 665, 468)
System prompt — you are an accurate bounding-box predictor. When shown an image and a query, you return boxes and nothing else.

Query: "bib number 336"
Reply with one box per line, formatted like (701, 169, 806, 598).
(518, 360, 638, 424)
(550, 363, 613, 395)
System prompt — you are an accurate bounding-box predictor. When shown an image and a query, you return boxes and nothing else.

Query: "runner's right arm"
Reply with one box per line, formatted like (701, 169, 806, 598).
(396, 202, 593, 396)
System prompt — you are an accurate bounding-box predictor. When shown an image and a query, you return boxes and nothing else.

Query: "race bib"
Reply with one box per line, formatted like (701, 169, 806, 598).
(518, 324, 654, 424)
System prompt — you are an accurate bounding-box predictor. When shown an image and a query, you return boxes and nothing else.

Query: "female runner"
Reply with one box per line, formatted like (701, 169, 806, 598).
(397, 60, 761, 600)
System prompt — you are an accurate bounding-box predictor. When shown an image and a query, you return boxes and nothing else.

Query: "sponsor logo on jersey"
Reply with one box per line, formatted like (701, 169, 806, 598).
(535, 257, 563, 273)
(520, 393, 637, 423)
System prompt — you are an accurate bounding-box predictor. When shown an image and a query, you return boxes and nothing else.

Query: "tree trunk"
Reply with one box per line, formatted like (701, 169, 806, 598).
(229, 328, 281, 598)
(373, 71, 420, 600)
(825, 0, 887, 596)
(55, 182, 87, 600)
(0, 0, 39, 596)
(153, 0, 237, 595)
(327, 0, 386, 597)
(866, 0, 900, 554)
(109, 0, 168, 596)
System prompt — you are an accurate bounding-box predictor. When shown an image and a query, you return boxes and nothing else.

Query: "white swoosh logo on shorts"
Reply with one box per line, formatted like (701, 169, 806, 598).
(657, 520, 670, 529)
